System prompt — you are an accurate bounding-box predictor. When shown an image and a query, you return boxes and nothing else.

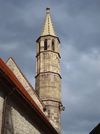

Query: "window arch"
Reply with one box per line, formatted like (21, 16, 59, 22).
(52, 39, 55, 51)
(44, 39, 47, 50)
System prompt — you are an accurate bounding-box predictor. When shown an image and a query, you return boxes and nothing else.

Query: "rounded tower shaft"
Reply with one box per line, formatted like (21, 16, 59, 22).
(35, 8, 62, 132)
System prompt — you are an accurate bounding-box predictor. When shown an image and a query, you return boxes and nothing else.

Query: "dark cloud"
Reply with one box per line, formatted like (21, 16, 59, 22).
(0, 0, 100, 134)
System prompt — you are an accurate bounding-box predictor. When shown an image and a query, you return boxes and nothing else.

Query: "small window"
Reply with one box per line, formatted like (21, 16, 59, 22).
(44, 39, 47, 50)
(52, 39, 55, 51)
(39, 42, 40, 52)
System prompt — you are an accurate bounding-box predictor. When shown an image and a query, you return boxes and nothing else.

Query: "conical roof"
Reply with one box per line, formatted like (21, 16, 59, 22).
(41, 8, 56, 36)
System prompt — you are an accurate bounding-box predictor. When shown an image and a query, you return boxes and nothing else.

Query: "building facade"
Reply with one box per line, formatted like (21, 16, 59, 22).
(0, 8, 63, 134)
(35, 8, 62, 133)
(0, 58, 58, 134)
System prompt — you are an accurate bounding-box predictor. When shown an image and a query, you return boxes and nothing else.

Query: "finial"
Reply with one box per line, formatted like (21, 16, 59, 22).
(46, 8, 50, 14)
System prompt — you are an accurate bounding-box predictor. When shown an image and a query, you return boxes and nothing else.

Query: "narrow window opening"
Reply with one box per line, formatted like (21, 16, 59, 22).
(39, 42, 40, 52)
(52, 39, 55, 51)
(44, 39, 47, 50)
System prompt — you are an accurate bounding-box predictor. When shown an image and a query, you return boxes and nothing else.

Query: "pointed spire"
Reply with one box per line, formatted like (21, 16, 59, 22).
(41, 8, 56, 36)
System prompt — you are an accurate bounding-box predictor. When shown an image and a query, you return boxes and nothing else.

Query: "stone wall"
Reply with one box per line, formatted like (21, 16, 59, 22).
(43, 100, 61, 132)
(0, 73, 58, 134)
(0, 88, 4, 134)
(0, 84, 42, 134)
(1, 93, 42, 134)
(36, 73, 61, 101)
(6, 58, 44, 112)
(4, 98, 41, 134)
(36, 52, 60, 75)
(35, 36, 61, 133)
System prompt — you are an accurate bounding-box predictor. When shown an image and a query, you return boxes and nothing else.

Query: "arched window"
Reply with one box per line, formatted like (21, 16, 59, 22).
(39, 42, 40, 52)
(52, 39, 55, 51)
(44, 39, 47, 50)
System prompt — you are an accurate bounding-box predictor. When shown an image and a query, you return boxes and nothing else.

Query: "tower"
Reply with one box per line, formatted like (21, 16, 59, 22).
(35, 8, 63, 133)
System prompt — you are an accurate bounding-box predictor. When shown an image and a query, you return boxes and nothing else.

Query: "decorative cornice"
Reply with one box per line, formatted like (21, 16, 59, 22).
(35, 71, 62, 79)
(36, 35, 60, 43)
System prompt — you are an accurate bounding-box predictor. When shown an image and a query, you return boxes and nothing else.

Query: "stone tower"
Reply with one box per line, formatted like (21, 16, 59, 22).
(35, 8, 63, 133)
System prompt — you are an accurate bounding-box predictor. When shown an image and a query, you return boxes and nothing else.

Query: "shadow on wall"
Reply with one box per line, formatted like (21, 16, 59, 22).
(1, 97, 14, 134)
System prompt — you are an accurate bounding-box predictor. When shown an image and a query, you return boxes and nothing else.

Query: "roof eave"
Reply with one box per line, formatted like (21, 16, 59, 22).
(0, 58, 58, 134)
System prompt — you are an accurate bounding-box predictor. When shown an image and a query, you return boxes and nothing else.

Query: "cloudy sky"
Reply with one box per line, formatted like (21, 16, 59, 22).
(0, 0, 100, 134)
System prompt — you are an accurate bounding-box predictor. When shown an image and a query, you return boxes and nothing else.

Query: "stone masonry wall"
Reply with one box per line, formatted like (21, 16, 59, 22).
(3, 97, 41, 134)
(36, 36, 61, 133)
(43, 100, 61, 132)
(36, 73, 61, 101)
(6, 58, 44, 112)
(0, 88, 4, 134)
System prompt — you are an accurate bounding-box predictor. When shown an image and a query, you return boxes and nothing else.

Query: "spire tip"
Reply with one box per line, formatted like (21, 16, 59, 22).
(46, 8, 50, 14)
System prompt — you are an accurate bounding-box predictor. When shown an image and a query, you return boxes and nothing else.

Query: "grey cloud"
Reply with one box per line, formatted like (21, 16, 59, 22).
(62, 44, 100, 133)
